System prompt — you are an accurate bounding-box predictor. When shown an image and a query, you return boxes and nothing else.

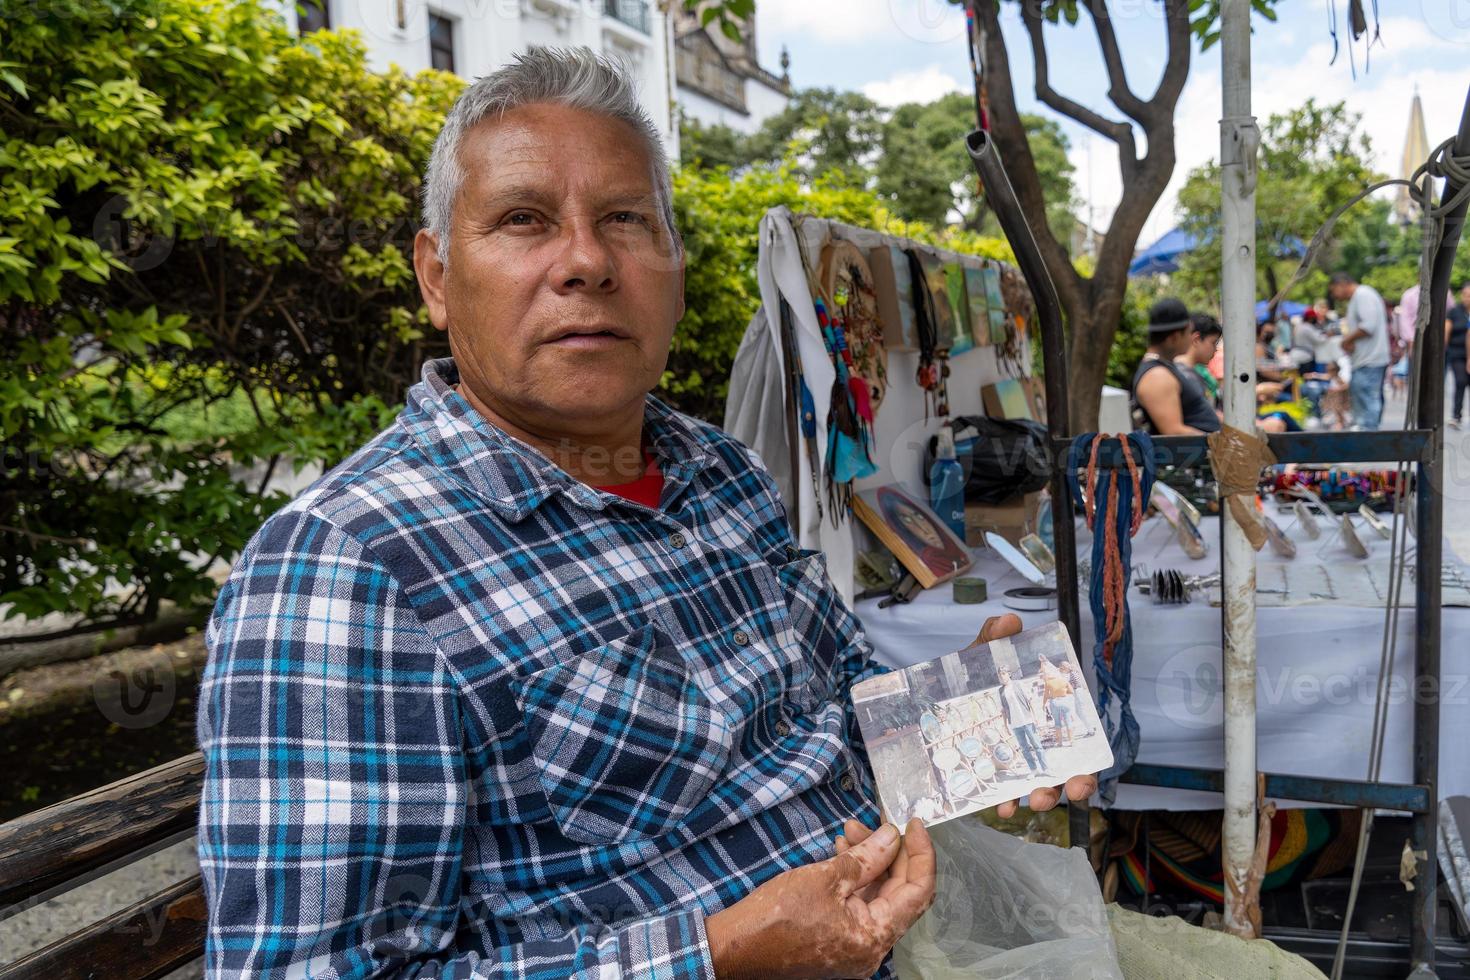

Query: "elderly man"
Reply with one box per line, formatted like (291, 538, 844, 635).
(197, 48, 1090, 978)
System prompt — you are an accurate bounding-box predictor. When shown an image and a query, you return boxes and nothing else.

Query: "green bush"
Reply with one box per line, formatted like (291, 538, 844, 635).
(2, 0, 1011, 632)
(1, 0, 458, 636)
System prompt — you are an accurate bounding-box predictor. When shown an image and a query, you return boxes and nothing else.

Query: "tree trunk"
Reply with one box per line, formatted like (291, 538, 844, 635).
(1063, 286, 1125, 433)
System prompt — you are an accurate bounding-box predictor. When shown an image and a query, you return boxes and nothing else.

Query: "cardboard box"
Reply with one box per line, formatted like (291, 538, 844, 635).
(964, 491, 1041, 548)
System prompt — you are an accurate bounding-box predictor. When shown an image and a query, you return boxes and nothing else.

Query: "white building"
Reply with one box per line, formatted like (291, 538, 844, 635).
(670, 5, 790, 135)
(283, 0, 679, 159)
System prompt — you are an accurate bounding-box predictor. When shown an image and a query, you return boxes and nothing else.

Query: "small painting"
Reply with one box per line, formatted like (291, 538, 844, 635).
(982, 378, 1033, 421)
(853, 485, 973, 589)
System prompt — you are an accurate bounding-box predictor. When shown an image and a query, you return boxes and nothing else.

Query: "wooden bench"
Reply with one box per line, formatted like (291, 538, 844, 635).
(0, 753, 205, 979)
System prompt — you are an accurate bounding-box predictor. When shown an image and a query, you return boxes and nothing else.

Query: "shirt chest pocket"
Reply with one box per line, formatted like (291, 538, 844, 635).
(511, 623, 734, 846)
(772, 550, 847, 707)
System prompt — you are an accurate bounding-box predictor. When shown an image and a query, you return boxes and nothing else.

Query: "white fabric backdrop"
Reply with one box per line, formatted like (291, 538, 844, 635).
(856, 516, 1470, 810)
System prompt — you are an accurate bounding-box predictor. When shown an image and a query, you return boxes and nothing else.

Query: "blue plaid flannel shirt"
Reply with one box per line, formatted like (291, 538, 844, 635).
(197, 357, 893, 978)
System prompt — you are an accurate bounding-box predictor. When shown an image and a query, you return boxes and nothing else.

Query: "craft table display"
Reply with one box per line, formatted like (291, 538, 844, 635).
(855, 516, 1470, 810)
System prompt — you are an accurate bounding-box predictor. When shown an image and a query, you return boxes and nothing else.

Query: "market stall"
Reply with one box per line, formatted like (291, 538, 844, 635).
(856, 514, 1470, 810)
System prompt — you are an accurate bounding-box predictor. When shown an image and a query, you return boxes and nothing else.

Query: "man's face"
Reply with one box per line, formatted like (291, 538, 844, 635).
(1459, 284, 1470, 308)
(1329, 281, 1352, 303)
(414, 103, 685, 439)
(1162, 329, 1192, 359)
(1189, 330, 1220, 363)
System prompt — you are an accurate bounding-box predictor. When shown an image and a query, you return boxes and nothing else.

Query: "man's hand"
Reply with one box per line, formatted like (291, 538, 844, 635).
(974, 614, 1098, 820)
(706, 818, 936, 980)
(1341, 333, 1358, 354)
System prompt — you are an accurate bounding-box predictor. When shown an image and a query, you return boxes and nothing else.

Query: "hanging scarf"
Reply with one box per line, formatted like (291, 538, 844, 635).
(815, 296, 877, 521)
(1066, 431, 1156, 803)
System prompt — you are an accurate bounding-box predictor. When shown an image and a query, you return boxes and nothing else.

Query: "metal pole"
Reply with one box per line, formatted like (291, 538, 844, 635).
(1218, 0, 1261, 939)
(1406, 86, 1470, 976)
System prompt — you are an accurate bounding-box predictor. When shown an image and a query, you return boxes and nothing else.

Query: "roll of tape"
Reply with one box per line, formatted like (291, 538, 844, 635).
(952, 576, 988, 604)
(1002, 586, 1057, 612)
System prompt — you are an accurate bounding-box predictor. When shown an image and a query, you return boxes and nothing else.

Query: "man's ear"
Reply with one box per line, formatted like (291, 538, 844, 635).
(414, 228, 450, 333)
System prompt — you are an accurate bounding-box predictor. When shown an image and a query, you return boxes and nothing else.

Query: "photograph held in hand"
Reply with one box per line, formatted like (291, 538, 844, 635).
(851, 621, 1112, 830)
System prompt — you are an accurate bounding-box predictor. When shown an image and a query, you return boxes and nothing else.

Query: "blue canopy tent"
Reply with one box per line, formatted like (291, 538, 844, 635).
(1128, 227, 1197, 276)
(1129, 227, 1309, 277)
(1255, 299, 1307, 323)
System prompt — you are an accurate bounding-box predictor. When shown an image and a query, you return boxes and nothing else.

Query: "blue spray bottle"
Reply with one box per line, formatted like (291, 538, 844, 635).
(930, 426, 967, 541)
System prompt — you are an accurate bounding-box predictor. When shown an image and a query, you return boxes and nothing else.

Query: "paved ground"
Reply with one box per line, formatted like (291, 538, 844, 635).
(2, 384, 1467, 975)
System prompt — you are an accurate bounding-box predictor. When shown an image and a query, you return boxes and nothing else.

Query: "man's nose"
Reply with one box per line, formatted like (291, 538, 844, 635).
(548, 218, 616, 293)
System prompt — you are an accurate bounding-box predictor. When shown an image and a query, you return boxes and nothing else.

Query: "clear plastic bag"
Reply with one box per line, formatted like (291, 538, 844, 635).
(892, 817, 1122, 980)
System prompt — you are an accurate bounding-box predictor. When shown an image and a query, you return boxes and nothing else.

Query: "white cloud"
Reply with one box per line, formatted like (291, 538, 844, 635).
(862, 66, 966, 107)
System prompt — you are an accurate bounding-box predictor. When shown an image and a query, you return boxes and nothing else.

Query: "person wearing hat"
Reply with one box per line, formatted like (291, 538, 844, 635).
(1131, 297, 1223, 435)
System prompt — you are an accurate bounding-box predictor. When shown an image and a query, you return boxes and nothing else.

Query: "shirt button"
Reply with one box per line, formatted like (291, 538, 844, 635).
(775, 720, 791, 738)
(669, 531, 687, 549)
(732, 629, 750, 647)
(840, 772, 857, 793)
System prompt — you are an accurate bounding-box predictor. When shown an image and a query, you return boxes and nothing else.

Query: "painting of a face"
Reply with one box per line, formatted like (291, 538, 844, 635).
(896, 502, 943, 548)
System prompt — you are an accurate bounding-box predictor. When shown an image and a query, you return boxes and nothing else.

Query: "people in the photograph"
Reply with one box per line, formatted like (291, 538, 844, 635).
(1039, 655, 1080, 747)
(997, 666, 1049, 777)
(1062, 660, 1096, 738)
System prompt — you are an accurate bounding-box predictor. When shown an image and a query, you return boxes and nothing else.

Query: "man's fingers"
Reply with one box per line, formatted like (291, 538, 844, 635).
(844, 819, 873, 844)
(831, 823, 901, 897)
(995, 799, 1019, 819)
(1065, 774, 1098, 801)
(865, 820, 938, 930)
(976, 613, 1024, 644)
(1028, 785, 1062, 811)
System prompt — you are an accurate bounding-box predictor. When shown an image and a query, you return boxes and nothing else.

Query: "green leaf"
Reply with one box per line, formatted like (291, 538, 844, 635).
(720, 17, 743, 42)
(0, 70, 26, 99)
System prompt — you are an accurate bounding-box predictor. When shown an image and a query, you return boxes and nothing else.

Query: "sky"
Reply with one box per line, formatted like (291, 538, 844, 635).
(751, 0, 1470, 251)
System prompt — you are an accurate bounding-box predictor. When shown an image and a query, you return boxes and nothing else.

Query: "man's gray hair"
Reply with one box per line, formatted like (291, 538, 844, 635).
(422, 46, 681, 263)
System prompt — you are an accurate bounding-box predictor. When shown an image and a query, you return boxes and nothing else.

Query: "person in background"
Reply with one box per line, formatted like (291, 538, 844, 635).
(1449, 281, 1470, 428)
(1132, 298, 1222, 435)
(1291, 309, 1329, 375)
(1037, 655, 1079, 748)
(997, 666, 1049, 777)
(1330, 272, 1392, 430)
(1178, 312, 1222, 407)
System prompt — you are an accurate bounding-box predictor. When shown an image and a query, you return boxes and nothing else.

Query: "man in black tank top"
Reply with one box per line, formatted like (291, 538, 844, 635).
(1131, 297, 1222, 435)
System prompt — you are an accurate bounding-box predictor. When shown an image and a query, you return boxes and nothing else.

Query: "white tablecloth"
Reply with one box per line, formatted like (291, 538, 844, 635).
(855, 516, 1470, 810)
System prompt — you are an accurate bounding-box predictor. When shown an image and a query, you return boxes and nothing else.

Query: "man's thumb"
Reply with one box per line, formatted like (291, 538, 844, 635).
(832, 823, 900, 896)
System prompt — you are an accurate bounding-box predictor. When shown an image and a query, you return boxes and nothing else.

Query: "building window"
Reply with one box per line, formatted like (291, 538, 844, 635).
(604, 0, 649, 34)
(297, 0, 329, 33)
(428, 12, 455, 73)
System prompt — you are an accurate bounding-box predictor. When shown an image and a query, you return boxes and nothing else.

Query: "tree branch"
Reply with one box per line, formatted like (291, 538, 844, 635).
(1082, 0, 1149, 123)
(1021, 0, 1138, 173)
(972, 1, 1083, 315)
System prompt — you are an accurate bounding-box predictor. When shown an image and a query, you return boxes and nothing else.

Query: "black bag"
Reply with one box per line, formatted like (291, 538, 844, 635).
(922, 415, 1051, 505)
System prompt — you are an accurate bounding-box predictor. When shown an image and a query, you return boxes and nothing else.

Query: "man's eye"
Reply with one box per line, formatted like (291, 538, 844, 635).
(505, 212, 539, 226)
(609, 211, 645, 225)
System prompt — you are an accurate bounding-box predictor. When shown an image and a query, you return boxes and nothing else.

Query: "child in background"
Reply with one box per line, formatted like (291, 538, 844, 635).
(1307, 360, 1352, 430)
